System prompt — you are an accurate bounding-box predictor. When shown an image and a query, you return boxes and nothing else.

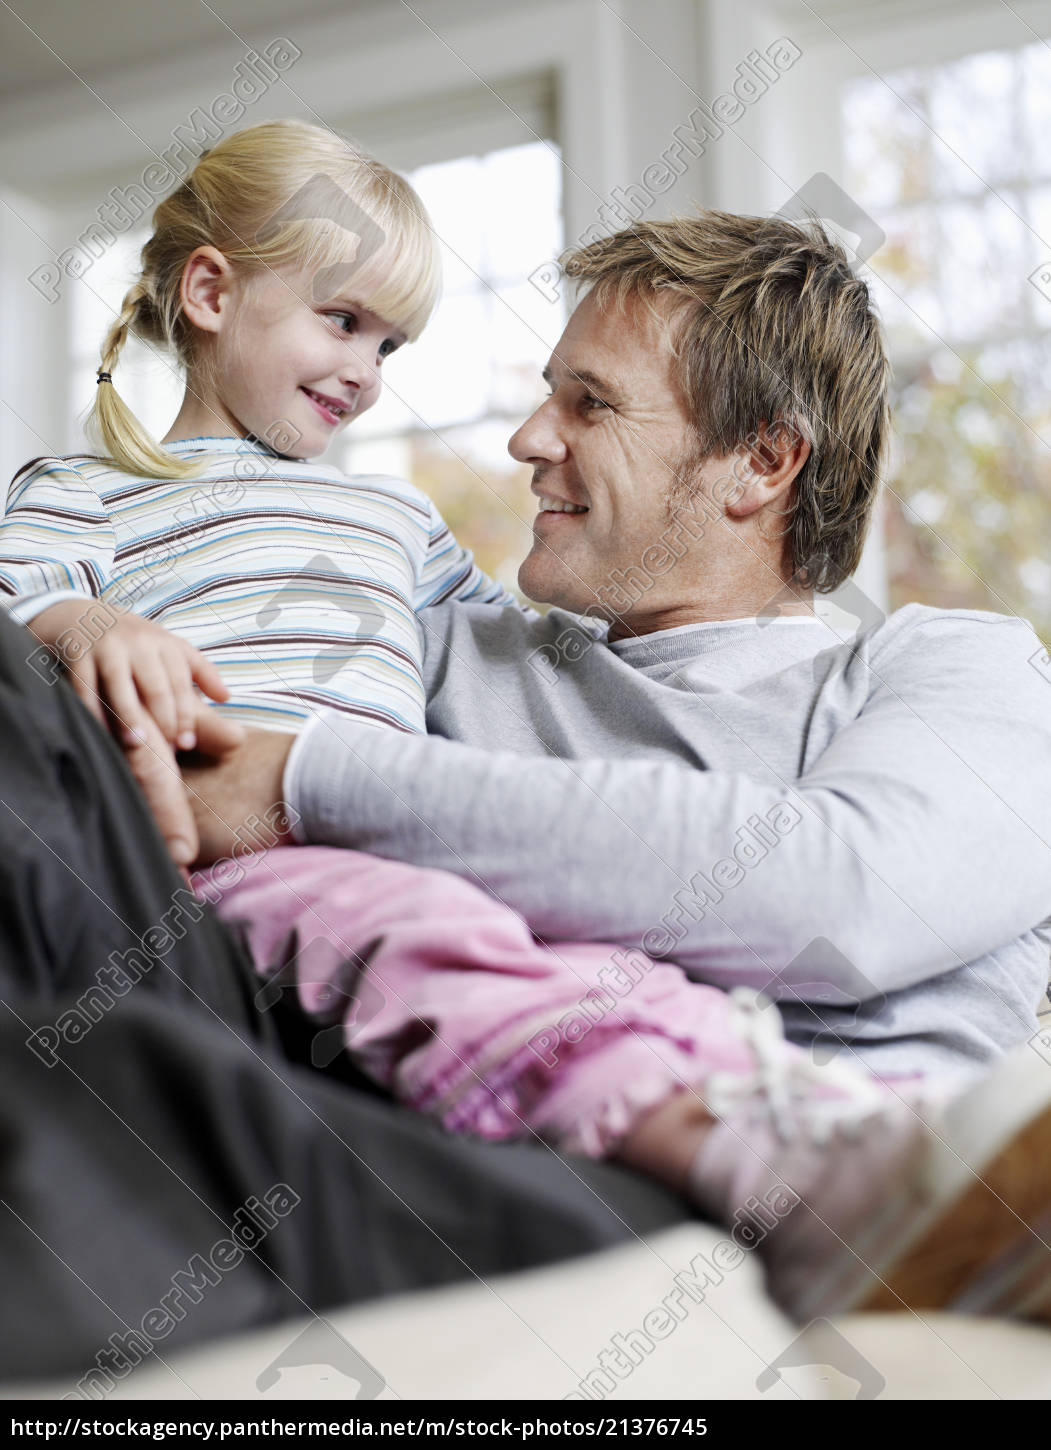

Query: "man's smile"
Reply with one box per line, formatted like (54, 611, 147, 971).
(535, 493, 588, 515)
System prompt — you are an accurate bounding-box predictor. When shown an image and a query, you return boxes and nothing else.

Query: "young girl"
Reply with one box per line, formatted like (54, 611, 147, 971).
(0, 119, 1036, 1327)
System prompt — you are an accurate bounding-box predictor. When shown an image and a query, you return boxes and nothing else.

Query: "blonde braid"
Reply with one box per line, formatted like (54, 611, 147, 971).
(90, 277, 204, 481)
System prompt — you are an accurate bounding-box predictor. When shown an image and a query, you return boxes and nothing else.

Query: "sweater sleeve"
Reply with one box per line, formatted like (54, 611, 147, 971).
(285, 613, 1051, 1002)
(414, 499, 516, 610)
(0, 457, 116, 624)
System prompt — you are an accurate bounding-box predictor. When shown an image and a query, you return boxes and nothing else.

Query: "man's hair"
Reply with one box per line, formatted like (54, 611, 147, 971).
(562, 210, 891, 593)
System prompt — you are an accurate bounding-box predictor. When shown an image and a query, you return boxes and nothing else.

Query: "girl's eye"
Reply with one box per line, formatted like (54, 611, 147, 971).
(328, 312, 357, 333)
(378, 338, 399, 360)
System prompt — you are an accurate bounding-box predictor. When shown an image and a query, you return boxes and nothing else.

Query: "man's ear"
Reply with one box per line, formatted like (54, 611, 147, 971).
(179, 246, 235, 336)
(724, 419, 811, 520)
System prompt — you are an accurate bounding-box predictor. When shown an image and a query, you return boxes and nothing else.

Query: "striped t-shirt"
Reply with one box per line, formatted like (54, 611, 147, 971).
(0, 436, 510, 734)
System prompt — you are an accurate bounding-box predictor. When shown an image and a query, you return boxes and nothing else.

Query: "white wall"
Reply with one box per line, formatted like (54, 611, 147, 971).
(0, 187, 68, 473)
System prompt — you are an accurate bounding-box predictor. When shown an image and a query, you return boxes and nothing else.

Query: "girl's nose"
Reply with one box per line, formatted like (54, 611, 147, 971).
(339, 351, 379, 398)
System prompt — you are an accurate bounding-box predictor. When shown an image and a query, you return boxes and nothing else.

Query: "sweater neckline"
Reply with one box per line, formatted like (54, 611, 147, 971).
(608, 614, 826, 664)
(161, 434, 289, 460)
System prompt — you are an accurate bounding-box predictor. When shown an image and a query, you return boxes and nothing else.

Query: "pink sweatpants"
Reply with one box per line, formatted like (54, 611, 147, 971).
(193, 844, 754, 1157)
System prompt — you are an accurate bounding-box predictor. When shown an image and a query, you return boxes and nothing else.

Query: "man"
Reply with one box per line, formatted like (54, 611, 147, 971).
(170, 212, 1051, 1080)
(157, 212, 1051, 1324)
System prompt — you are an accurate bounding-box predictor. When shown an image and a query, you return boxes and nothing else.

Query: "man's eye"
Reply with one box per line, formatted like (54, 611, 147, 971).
(581, 395, 609, 412)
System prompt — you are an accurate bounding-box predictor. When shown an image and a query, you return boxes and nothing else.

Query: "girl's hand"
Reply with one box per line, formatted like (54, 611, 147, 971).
(29, 598, 229, 749)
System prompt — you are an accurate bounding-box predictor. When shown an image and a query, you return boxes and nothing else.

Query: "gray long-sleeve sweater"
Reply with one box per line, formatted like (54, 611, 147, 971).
(285, 601, 1051, 1080)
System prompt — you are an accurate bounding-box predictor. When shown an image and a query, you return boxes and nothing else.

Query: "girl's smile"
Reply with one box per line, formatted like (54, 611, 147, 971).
(301, 385, 360, 427)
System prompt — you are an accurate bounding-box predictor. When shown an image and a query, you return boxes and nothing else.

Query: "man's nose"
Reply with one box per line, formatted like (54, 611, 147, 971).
(508, 399, 566, 465)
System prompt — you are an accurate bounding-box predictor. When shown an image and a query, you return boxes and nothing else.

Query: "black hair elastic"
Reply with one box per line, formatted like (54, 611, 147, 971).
(96, 372, 112, 384)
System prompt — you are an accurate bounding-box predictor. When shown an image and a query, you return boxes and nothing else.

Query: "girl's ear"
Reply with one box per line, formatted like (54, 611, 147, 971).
(180, 247, 235, 335)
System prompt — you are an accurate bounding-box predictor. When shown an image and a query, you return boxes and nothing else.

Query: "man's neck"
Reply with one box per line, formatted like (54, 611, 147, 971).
(606, 589, 815, 643)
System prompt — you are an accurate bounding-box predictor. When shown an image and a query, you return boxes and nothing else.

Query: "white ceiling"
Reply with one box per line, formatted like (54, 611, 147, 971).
(0, 0, 990, 105)
(0, 0, 383, 101)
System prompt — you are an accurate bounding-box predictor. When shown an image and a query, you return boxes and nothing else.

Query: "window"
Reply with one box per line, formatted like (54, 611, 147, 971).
(339, 139, 564, 594)
(844, 38, 1051, 643)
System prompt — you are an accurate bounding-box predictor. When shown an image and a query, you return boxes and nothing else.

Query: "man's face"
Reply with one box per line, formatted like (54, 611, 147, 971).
(509, 291, 731, 627)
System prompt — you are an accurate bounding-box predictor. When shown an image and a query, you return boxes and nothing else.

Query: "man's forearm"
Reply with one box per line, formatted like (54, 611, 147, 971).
(284, 673, 1051, 1001)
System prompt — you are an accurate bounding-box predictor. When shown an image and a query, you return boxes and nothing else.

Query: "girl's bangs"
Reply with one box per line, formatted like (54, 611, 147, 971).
(300, 208, 442, 342)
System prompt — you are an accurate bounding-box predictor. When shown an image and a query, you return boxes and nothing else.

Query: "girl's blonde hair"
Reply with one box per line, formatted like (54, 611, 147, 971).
(91, 118, 441, 480)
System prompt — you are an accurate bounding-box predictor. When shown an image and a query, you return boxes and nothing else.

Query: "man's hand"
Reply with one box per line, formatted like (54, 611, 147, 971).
(123, 704, 245, 866)
(180, 727, 296, 867)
